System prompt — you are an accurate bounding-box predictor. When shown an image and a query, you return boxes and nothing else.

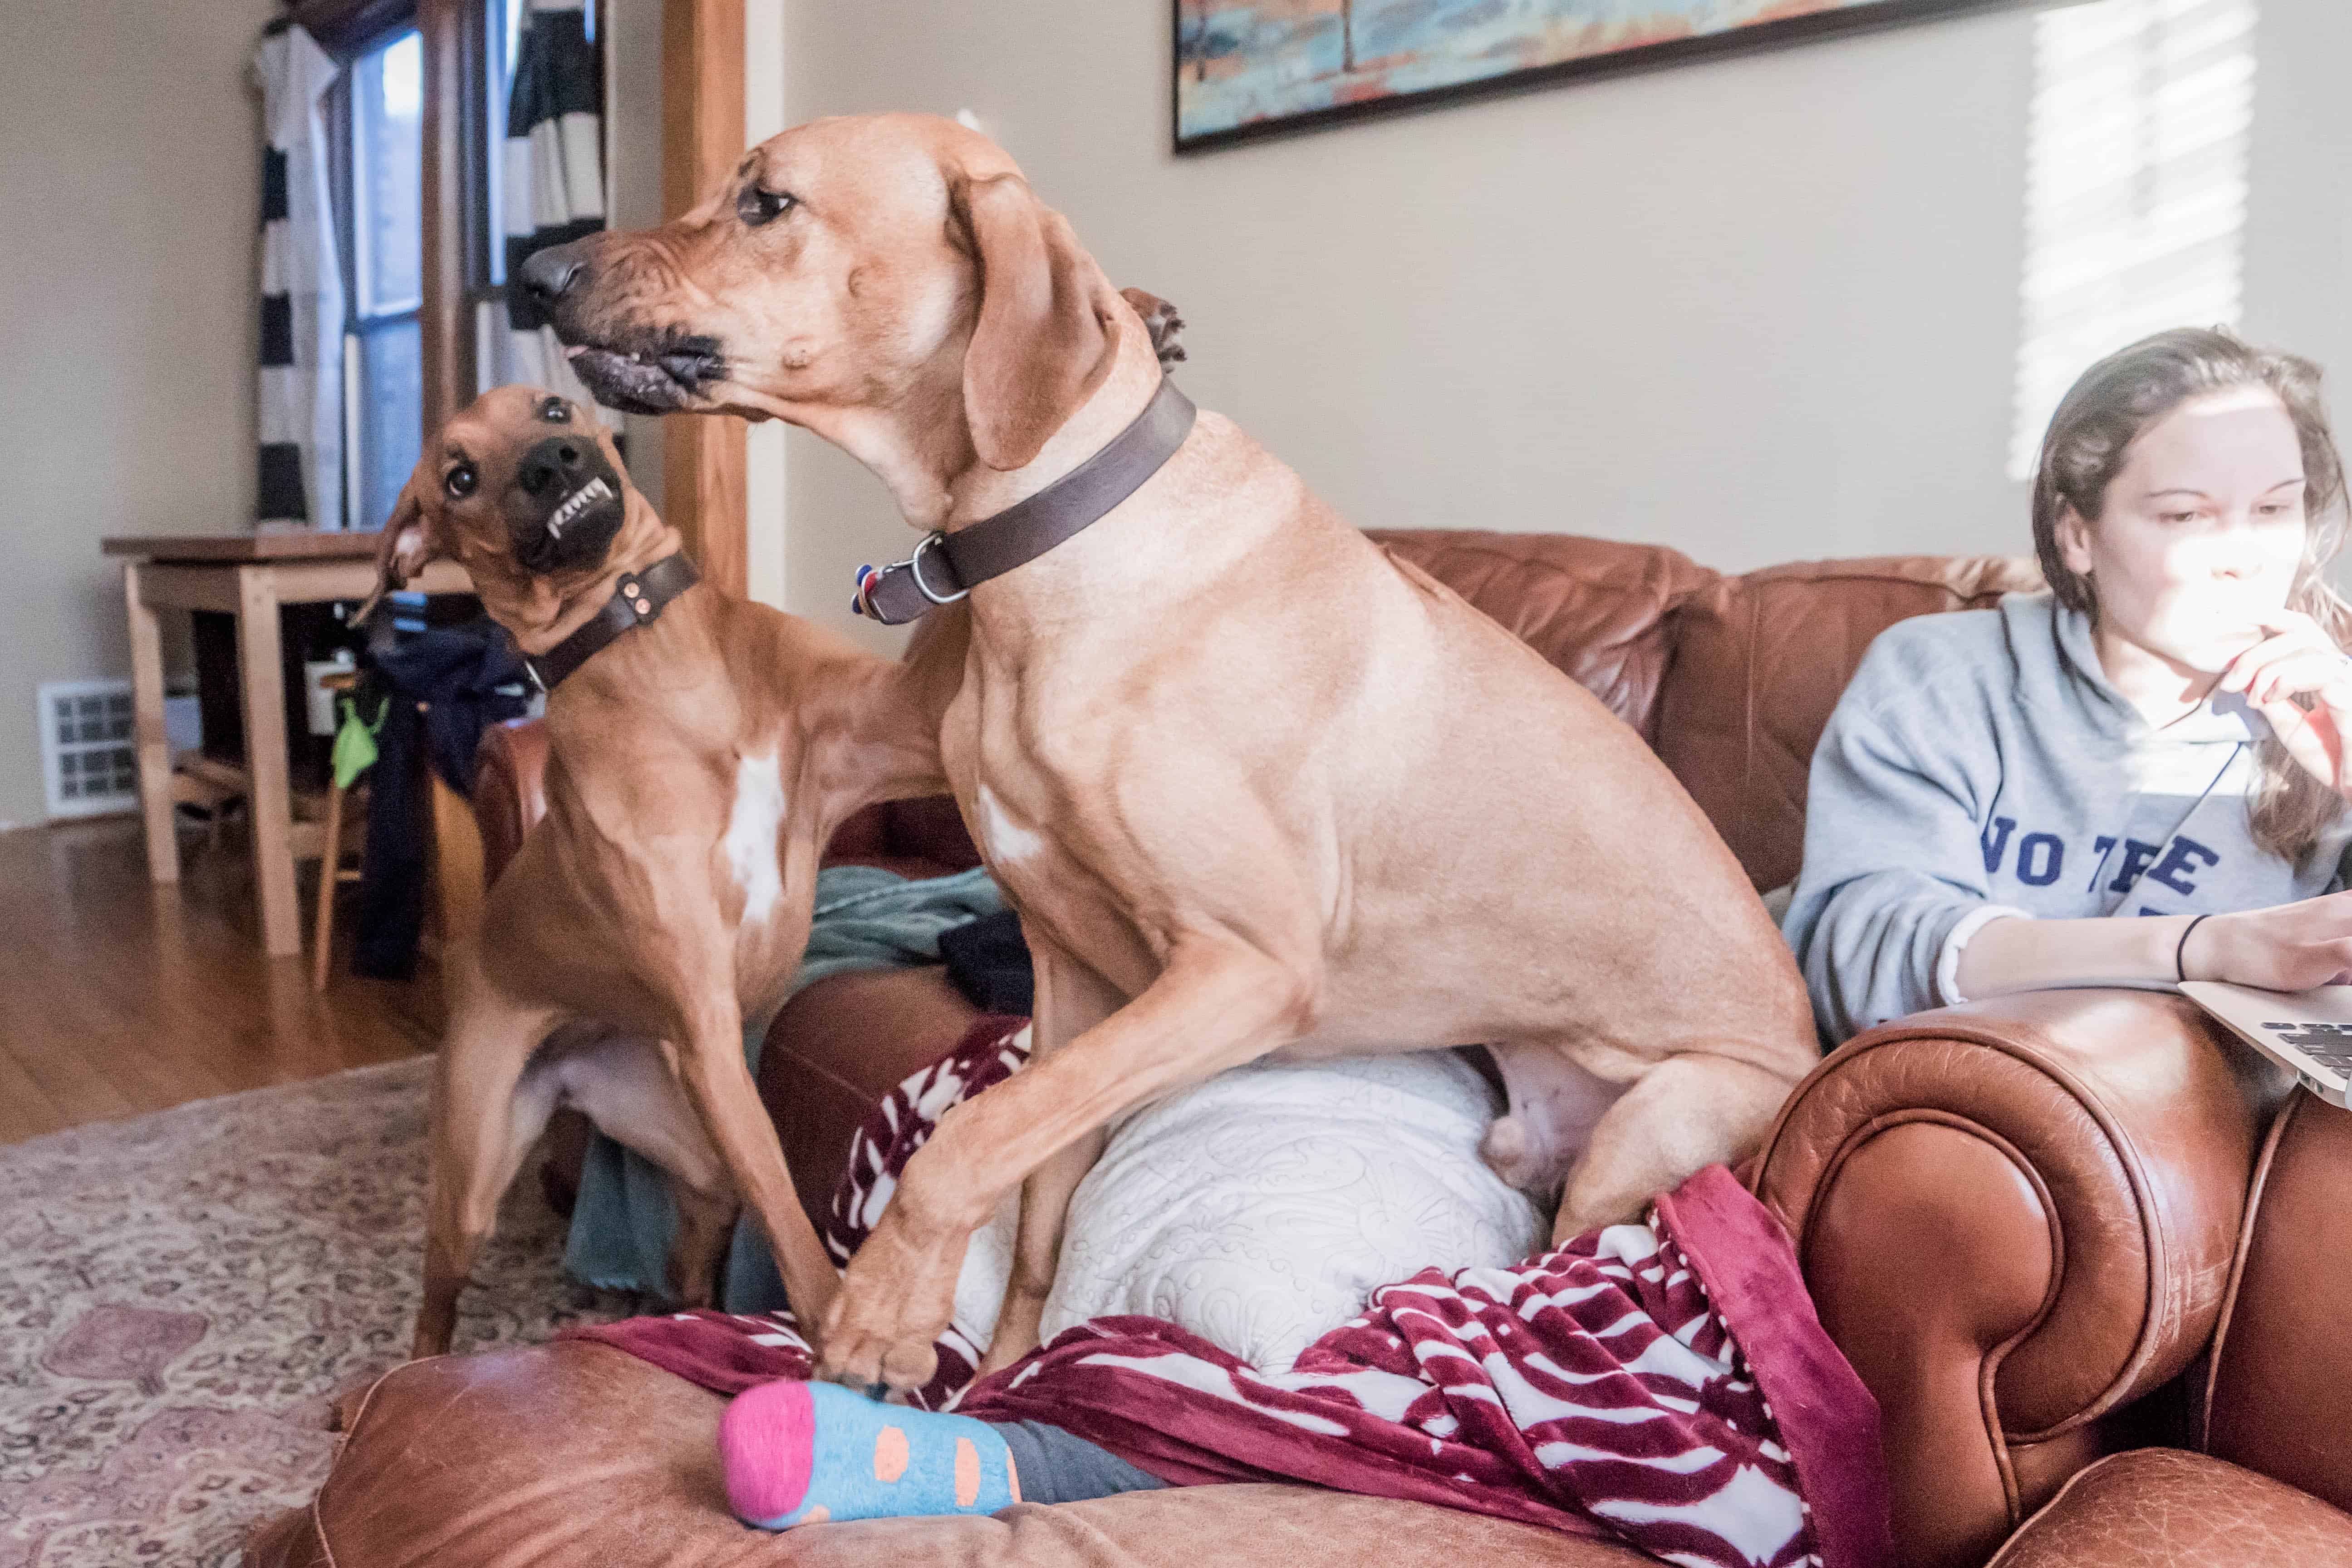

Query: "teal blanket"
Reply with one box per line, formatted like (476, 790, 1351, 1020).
(560, 864, 1005, 1313)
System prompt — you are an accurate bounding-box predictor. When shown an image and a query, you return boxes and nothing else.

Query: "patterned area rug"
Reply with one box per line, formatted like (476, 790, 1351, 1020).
(0, 1059, 631, 1567)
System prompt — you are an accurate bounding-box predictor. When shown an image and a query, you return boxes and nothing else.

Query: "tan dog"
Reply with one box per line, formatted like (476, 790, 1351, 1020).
(363, 384, 961, 1357)
(524, 113, 1818, 1393)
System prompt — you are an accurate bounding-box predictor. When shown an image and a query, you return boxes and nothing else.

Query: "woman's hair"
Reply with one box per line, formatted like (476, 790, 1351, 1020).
(2029, 326, 2352, 864)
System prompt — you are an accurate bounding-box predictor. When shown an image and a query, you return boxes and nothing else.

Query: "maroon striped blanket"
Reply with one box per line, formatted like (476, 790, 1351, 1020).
(572, 1018, 1889, 1568)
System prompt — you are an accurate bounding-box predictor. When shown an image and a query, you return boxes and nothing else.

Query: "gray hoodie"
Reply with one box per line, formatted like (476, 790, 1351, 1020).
(1783, 591, 2352, 1042)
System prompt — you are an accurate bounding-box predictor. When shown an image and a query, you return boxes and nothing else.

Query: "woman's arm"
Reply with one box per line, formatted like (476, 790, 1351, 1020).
(1783, 636, 2020, 1039)
(1958, 894, 2352, 998)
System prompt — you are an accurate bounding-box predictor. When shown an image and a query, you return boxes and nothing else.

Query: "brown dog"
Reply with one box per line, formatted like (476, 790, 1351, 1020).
(362, 384, 961, 1357)
(524, 113, 1818, 1393)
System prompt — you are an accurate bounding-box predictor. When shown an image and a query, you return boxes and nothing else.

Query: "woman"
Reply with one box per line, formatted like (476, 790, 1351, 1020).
(1785, 327, 2352, 1043)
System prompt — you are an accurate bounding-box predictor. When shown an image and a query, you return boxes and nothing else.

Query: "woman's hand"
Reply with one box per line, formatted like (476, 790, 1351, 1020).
(2186, 890, 2352, 991)
(2216, 612, 2352, 799)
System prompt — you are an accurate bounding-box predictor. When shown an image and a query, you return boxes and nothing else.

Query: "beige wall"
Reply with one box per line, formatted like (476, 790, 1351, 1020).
(777, 0, 2350, 655)
(2239, 4, 2352, 411)
(0, 0, 279, 828)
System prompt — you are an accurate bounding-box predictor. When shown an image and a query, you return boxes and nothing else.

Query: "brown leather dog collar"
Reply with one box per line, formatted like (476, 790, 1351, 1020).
(854, 377, 1198, 625)
(524, 551, 701, 693)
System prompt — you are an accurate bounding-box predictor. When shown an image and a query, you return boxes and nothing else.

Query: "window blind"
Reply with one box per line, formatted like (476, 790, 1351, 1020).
(2011, 0, 2257, 479)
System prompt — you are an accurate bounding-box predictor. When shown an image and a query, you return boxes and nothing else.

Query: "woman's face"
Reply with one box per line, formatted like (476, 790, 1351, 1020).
(2058, 388, 2310, 673)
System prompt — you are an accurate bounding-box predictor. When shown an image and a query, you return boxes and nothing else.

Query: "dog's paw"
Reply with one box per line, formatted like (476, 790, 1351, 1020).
(818, 1330, 942, 1399)
(814, 1210, 962, 1395)
(1120, 287, 1188, 369)
(1550, 1189, 1647, 1248)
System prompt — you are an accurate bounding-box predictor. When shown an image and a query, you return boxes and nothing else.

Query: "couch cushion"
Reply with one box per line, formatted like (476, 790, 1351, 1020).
(1984, 1447, 2352, 1567)
(758, 967, 987, 1233)
(880, 795, 984, 873)
(246, 1341, 1654, 1568)
(1654, 554, 2043, 891)
(2205, 1090, 2352, 1516)
(825, 801, 982, 878)
(1368, 531, 1715, 743)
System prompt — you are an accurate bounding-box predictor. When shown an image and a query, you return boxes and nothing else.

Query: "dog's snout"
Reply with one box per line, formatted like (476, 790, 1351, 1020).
(519, 244, 588, 309)
(516, 436, 589, 497)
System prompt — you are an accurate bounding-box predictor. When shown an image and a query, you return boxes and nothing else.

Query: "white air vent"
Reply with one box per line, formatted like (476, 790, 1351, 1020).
(40, 679, 138, 819)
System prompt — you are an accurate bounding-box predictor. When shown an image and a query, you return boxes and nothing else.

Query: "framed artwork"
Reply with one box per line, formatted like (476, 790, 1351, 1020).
(1175, 0, 2028, 152)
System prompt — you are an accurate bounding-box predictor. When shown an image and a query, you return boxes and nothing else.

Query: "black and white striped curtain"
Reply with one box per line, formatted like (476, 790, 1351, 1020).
(253, 23, 345, 530)
(480, 0, 611, 418)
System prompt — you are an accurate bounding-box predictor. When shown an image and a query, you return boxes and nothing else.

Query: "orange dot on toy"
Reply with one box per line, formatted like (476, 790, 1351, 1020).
(874, 1426, 909, 1483)
(954, 1438, 981, 1507)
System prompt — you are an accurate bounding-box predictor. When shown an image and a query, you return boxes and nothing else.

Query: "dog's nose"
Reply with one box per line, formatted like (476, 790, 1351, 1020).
(516, 435, 589, 498)
(519, 244, 587, 309)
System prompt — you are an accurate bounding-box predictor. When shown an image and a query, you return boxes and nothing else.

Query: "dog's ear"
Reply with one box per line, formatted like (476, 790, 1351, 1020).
(353, 476, 439, 624)
(954, 173, 1120, 472)
(1119, 288, 1187, 371)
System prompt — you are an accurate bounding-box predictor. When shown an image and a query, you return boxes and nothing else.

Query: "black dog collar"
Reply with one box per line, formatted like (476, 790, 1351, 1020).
(524, 551, 701, 693)
(854, 378, 1198, 625)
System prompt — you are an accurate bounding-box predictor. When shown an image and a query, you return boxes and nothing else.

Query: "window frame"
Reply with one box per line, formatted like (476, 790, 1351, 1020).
(309, 0, 536, 530)
(481, 0, 521, 289)
(332, 21, 428, 534)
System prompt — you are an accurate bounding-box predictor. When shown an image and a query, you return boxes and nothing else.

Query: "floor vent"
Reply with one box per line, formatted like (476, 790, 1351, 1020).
(40, 679, 138, 819)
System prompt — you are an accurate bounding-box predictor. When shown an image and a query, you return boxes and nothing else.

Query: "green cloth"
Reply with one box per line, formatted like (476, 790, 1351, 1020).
(329, 692, 385, 789)
(560, 864, 1006, 1311)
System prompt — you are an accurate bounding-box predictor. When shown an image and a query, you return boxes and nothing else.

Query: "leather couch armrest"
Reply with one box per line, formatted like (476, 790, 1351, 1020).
(1752, 989, 2287, 1568)
(470, 717, 549, 888)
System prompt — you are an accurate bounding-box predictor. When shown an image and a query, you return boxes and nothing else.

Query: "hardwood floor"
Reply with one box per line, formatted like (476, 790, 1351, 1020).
(0, 815, 439, 1145)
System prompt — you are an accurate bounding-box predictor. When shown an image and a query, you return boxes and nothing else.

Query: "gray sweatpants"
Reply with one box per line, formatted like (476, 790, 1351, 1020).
(991, 1421, 1168, 1505)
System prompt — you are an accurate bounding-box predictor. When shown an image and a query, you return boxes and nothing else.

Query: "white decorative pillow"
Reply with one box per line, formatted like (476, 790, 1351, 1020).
(953, 1050, 1547, 1374)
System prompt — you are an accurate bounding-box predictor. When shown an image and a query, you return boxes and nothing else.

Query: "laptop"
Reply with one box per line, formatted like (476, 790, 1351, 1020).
(2179, 981, 2352, 1108)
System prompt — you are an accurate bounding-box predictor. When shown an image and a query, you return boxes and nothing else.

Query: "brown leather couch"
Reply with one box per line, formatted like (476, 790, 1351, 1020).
(251, 533, 2352, 1568)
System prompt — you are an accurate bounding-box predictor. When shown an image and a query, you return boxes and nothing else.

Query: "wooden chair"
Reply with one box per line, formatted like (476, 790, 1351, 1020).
(308, 673, 487, 998)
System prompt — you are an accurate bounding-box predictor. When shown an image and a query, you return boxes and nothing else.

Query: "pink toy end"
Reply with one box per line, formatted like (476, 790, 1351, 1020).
(719, 1378, 816, 1524)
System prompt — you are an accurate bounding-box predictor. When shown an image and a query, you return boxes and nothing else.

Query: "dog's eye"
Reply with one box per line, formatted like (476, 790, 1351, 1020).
(736, 185, 796, 227)
(443, 465, 477, 499)
(540, 396, 570, 423)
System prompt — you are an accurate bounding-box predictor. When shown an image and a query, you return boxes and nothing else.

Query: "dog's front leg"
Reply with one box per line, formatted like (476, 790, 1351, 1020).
(820, 932, 1319, 1393)
(976, 937, 1123, 1378)
(668, 998, 841, 1332)
(977, 1124, 1107, 1378)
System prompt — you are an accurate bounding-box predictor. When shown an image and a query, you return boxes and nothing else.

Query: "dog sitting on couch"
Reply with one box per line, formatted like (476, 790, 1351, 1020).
(524, 113, 1820, 1394)
(360, 384, 964, 1356)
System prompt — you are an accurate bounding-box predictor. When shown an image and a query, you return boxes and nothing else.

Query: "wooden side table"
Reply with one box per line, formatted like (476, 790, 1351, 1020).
(104, 532, 473, 958)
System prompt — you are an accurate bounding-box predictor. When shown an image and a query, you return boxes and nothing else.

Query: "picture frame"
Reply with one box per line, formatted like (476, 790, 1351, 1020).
(1174, 0, 2037, 153)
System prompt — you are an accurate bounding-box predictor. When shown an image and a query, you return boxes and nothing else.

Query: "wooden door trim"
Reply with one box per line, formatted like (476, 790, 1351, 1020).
(417, 0, 477, 439)
(661, 0, 749, 596)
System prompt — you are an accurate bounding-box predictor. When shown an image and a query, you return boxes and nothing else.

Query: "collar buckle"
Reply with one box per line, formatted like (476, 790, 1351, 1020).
(907, 533, 969, 606)
(852, 533, 967, 625)
(846, 377, 1196, 626)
